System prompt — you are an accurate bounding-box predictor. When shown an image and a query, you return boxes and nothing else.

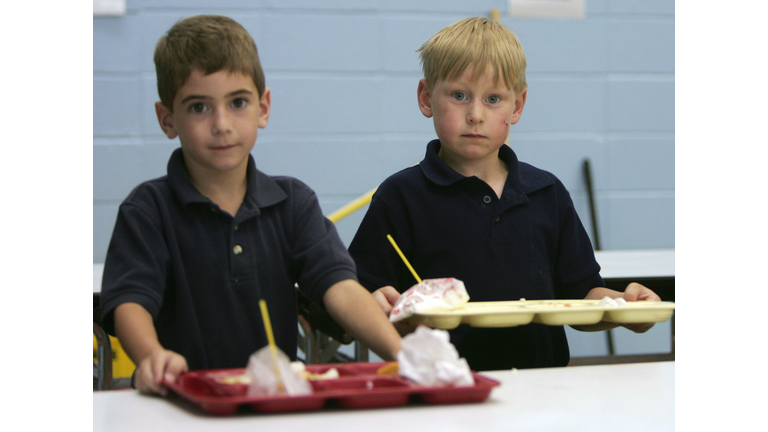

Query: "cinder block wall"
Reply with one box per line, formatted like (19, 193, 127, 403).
(94, 0, 673, 261)
(94, 0, 674, 359)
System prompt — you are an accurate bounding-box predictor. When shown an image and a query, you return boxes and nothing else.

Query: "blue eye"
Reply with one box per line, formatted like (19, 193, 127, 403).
(452, 92, 467, 101)
(486, 95, 500, 104)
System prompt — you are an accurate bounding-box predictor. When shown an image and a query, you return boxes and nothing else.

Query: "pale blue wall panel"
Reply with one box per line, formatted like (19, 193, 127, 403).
(609, 0, 675, 15)
(132, 0, 268, 10)
(509, 20, 608, 73)
(263, 0, 378, 10)
(380, 17, 448, 73)
(607, 79, 675, 131)
(381, 0, 505, 14)
(93, 143, 175, 201)
(253, 137, 425, 196)
(93, 17, 141, 73)
(608, 20, 674, 73)
(379, 76, 436, 134)
(603, 195, 675, 249)
(260, 13, 382, 72)
(93, 78, 142, 136)
(517, 77, 605, 132)
(607, 138, 675, 190)
(265, 75, 384, 134)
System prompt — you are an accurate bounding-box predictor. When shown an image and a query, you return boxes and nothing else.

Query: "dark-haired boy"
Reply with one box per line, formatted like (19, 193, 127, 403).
(100, 15, 401, 395)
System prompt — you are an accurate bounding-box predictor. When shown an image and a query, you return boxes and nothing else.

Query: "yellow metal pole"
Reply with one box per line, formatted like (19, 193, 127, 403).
(327, 187, 377, 223)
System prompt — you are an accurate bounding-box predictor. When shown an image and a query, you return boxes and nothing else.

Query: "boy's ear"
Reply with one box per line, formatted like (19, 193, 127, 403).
(258, 87, 271, 129)
(508, 88, 528, 125)
(155, 102, 178, 139)
(417, 79, 433, 118)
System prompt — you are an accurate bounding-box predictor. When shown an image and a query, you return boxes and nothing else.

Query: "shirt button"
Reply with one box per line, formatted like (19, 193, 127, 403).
(233, 245, 243, 255)
(234, 224, 239, 230)
(483, 196, 492, 204)
(495, 216, 500, 222)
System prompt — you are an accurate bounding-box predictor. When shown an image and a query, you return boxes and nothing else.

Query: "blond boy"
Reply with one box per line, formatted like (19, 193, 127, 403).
(349, 18, 659, 371)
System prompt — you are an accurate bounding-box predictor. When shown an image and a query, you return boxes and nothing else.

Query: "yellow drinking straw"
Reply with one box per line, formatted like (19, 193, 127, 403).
(259, 300, 282, 380)
(386, 234, 422, 283)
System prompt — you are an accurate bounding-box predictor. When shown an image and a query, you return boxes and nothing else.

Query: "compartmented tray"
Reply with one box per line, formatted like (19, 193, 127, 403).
(163, 362, 500, 416)
(407, 299, 675, 329)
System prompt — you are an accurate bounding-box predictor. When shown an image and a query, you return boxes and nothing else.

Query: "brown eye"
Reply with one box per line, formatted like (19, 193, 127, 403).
(189, 102, 207, 113)
(231, 98, 248, 108)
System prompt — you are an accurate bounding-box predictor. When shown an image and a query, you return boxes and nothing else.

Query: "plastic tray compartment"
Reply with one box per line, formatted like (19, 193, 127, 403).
(409, 299, 675, 328)
(163, 362, 500, 416)
(601, 301, 675, 323)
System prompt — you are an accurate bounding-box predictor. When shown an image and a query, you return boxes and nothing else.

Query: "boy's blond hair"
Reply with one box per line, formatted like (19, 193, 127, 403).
(417, 17, 527, 94)
(154, 15, 266, 110)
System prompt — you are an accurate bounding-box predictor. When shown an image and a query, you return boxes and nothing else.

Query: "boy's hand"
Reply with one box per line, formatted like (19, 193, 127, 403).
(578, 284, 663, 333)
(372, 286, 400, 315)
(619, 282, 662, 333)
(134, 348, 188, 396)
(372, 286, 418, 335)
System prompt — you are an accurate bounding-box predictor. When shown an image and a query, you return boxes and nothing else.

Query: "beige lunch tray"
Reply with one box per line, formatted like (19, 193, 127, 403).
(406, 300, 676, 329)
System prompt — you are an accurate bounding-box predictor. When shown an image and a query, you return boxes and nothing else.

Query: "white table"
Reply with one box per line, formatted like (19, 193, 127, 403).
(594, 249, 675, 280)
(93, 362, 674, 432)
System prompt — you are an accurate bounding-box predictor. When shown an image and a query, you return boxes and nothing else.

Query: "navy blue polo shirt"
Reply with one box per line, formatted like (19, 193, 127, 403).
(100, 148, 357, 370)
(349, 140, 603, 371)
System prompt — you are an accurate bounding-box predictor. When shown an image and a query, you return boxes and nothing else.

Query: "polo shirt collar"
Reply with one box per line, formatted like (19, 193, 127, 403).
(166, 148, 287, 216)
(420, 139, 551, 190)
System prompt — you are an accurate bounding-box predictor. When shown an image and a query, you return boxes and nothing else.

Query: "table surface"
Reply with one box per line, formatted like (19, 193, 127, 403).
(92, 249, 674, 294)
(93, 361, 674, 432)
(594, 248, 674, 279)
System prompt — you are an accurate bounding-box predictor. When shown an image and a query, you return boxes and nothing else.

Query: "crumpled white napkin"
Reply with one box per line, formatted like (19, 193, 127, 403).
(397, 326, 474, 387)
(245, 346, 312, 396)
(389, 278, 470, 323)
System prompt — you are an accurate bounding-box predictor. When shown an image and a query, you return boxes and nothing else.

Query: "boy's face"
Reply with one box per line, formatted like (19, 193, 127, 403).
(417, 66, 526, 166)
(155, 69, 270, 178)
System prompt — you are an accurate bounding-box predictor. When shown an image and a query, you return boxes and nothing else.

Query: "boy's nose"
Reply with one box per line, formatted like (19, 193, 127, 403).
(211, 110, 232, 134)
(466, 102, 484, 124)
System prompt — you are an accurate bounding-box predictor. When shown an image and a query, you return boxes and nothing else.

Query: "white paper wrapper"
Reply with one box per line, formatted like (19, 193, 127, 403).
(599, 296, 627, 306)
(245, 346, 312, 396)
(397, 326, 474, 387)
(389, 278, 470, 323)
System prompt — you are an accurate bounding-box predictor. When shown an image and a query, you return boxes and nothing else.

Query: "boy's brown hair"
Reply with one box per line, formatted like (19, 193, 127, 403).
(417, 17, 527, 94)
(154, 15, 266, 110)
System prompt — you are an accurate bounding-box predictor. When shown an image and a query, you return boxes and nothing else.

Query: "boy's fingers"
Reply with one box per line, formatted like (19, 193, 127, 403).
(373, 287, 400, 314)
(135, 361, 162, 395)
(378, 286, 401, 305)
(623, 283, 661, 302)
(164, 355, 189, 384)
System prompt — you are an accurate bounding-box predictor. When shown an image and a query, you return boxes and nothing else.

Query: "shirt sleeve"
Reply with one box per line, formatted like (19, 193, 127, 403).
(99, 196, 169, 335)
(551, 178, 604, 299)
(288, 180, 358, 306)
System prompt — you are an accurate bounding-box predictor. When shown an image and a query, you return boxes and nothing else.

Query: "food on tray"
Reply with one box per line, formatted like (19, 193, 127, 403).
(599, 296, 627, 306)
(390, 278, 470, 323)
(536, 301, 573, 307)
(376, 362, 400, 376)
(292, 362, 340, 381)
(216, 362, 339, 386)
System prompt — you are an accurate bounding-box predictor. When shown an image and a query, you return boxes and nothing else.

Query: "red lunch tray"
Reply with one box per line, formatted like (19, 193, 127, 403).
(163, 362, 500, 416)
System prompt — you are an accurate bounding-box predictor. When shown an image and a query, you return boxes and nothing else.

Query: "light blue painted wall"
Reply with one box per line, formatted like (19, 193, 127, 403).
(94, 0, 675, 358)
